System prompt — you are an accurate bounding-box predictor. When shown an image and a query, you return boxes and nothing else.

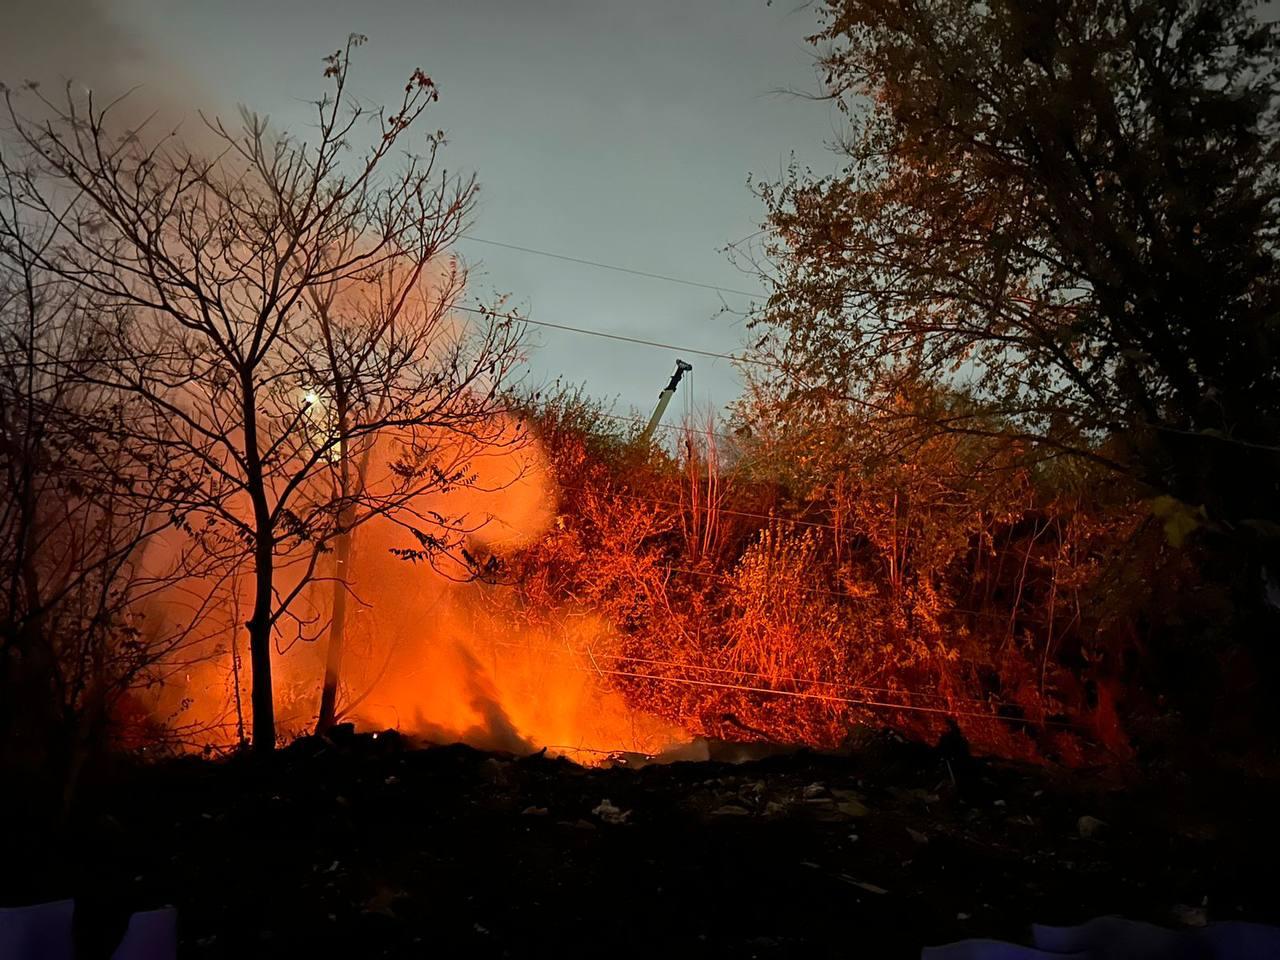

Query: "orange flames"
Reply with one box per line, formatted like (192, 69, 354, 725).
(126, 405, 1128, 770)
(137, 419, 687, 761)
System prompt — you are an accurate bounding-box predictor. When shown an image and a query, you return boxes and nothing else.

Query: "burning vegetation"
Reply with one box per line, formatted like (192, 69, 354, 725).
(499, 386, 1159, 766)
(5, 1, 1280, 956)
(3, 0, 1280, 871)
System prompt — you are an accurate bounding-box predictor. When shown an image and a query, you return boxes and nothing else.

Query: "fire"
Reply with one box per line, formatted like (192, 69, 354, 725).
(124, 393, 1124, 770)
(137, 417, 687, 761)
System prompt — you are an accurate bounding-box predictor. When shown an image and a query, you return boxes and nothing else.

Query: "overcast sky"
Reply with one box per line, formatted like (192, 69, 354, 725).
(4, 0, 840, 423)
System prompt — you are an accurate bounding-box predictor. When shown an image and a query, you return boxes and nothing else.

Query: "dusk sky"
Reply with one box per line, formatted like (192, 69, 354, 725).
(6, 0, 840, 424)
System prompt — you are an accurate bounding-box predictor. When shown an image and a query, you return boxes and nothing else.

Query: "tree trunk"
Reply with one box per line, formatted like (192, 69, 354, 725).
(247, 527, 275, 754)
(242, 371, 276, 754)
(315, 525, 351, 734)
(315, 398, 354, 735)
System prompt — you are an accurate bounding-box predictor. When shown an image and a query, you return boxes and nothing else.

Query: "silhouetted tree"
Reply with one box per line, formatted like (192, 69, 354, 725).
(747, 0, 1280, 594)
(2, 36, 525, 752)
(0, 167, 216, 806)
(302, 243, 523, 735)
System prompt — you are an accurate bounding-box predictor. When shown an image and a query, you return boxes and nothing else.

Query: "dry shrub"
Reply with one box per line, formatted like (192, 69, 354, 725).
(504, 387, 1161, 766)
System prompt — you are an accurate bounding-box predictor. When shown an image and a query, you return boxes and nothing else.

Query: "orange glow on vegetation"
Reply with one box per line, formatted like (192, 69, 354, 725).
(124, 405, 1136, 770)
(135, 419, 687, 761)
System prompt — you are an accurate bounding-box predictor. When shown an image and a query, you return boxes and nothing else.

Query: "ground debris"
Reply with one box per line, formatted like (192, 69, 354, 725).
(837, 799, 870, 818)
(1171, 903, 1209, 927)
(8, 735, 1276, 960)
(1077, 814, 1108, 839)
(850, 879, 890, 895)
(591, 798, 631, 825)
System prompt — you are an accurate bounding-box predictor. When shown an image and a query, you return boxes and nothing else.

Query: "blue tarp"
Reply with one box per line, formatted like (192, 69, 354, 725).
(0, 901, 176, 960)
(924, 918, 1280, 959)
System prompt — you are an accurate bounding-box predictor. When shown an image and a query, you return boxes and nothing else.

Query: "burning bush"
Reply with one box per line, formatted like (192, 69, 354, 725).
(503, 384, 1193, 766)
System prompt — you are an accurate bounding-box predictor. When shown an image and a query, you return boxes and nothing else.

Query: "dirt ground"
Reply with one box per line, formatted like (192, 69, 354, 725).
(5, 730, 1278, 959)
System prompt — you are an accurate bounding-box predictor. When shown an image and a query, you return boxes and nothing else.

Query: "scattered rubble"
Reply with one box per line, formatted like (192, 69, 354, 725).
(1171, 904, 1209, 928)
(837, 799, 870, 818)
(2, 732, 1274, 959)
(591, 799, 631, 825)
(1077, 814, 1108, 839)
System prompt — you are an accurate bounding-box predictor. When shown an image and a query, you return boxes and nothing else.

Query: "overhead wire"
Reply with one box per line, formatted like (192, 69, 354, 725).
(474, 638, 1085, 729)
(459, 233, 774, 432)
(477, 637, 1029, 709)
(589, 664, 1084, 728)
(455, 302, 772, 367)
(453, 232, 1114, 443)
(444, 240, 1083, 732)
(451, 299, 909, 423)
(462, 235, 764, 299)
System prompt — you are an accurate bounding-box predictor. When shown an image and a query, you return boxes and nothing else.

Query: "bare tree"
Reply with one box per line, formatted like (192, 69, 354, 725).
(0, 165, 217, 807)
(2, 36, 526, 753)
(300, 240, 525, 734)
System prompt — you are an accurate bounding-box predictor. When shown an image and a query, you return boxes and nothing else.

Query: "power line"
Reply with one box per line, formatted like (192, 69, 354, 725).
(456, 302, 770, 367)
(591, 664, 1085, 728)
(481, 637, 1018, 708)
(477, 638, 1085, 728)
(464, 235, 764, 299)
(453, 300, 900, 421)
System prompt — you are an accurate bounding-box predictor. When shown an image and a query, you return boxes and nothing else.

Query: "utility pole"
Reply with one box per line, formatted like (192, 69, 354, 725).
(639, 359, 693, 446)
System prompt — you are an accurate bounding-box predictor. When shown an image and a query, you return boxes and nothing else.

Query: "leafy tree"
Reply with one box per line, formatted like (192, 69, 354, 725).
(748, 0, 1280, 589)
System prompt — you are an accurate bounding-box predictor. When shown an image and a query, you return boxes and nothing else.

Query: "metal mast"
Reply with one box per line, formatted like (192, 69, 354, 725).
(639, 359, 693, 446)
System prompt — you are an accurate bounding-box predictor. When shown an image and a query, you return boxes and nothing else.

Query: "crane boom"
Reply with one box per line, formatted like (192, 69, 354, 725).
(639, 359, 693, 446)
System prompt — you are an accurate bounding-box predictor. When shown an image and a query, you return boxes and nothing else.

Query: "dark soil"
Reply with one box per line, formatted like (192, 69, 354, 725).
(4, 731, 1278, 959)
